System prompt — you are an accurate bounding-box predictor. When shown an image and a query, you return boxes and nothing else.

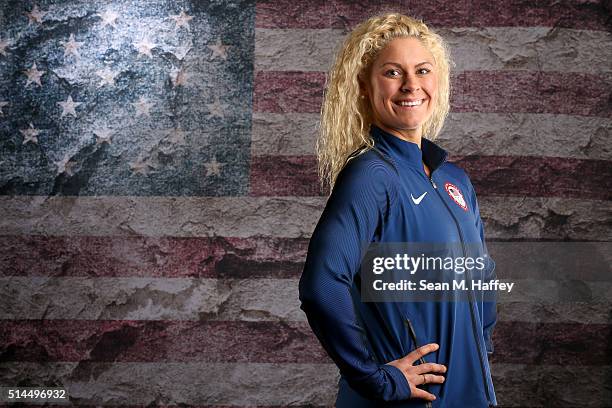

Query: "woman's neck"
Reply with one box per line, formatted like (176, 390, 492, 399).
(373, 121, 422, 149)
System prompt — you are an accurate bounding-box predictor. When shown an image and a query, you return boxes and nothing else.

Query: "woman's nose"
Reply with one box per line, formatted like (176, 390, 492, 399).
(401, 75, 420, 92)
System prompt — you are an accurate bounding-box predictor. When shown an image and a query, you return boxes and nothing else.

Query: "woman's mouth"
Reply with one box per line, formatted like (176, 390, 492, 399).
(394, 99, 425, 109)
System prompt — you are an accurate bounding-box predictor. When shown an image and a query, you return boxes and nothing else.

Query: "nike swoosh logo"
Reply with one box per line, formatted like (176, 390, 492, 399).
(411, 192, 428, 205)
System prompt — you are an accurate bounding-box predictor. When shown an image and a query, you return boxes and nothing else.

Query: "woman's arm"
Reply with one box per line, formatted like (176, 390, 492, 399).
(298, 157, 412, 401)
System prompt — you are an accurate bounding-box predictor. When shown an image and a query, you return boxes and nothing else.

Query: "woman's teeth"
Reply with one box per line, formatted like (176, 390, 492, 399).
(397, 99, 423, 106)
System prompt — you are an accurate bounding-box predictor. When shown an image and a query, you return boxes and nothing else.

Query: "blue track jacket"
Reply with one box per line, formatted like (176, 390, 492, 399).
(299, 124, 497, 407)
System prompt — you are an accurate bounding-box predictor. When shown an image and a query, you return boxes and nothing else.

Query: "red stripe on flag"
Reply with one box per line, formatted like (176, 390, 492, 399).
(1, 320, 608, 365)
(249, 156, 322, 196)
(254, 72, 325, 114)
(0, 236, 307, 279)
(249, 155, 612, 200)
(254, 71, 612, 117)
(2, 237, 609, 279)
(255, 0, 611, 31)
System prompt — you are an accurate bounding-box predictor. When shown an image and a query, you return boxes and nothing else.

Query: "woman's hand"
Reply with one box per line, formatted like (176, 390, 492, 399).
(385, 343, 446, 401)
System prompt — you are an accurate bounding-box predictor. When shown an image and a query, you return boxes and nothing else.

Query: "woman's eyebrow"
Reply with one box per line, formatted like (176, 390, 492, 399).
(379, 61, 433, 68)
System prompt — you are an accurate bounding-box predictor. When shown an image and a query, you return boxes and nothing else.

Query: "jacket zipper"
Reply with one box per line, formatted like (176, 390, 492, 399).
(404, 319, 433, 408)
(427, 170, 493, 405)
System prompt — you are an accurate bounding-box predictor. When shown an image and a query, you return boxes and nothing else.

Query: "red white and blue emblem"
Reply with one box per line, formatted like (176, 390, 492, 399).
(444, 182, 468, 211)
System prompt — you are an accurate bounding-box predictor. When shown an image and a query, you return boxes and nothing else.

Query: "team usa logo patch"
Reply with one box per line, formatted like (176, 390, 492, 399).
(444, 182, 468, 211)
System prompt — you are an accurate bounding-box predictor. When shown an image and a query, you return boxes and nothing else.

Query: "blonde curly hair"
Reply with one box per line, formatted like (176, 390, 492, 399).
(317, 13, 454, 194)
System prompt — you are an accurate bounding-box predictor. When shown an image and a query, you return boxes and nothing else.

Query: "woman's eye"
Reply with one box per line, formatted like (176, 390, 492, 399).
(385, 68, 430, 77)
(385, 69, 400, 77)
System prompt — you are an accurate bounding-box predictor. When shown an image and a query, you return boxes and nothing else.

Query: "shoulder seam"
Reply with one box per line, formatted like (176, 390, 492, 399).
(369, 146, 399, 176)
(344, 146, 400, 177)
(354, 147, 400, 225)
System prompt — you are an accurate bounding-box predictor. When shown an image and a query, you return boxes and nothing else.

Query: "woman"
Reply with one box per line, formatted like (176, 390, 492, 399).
(298, 13, 497, 408)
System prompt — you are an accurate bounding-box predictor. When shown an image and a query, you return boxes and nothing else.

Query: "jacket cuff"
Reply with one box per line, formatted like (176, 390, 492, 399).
(380, 364, 412, 401)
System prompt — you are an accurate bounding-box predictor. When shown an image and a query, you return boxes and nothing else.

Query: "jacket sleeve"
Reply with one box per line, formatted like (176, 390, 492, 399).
(467, 178, 497, 355)
(298, 158, 412, 401)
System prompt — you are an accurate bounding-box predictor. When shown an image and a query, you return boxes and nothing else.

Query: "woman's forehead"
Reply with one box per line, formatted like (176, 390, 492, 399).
(374, 37, 434, 64)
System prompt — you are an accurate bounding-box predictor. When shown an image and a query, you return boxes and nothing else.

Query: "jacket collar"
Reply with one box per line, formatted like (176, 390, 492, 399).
(370, 123, 448, 175)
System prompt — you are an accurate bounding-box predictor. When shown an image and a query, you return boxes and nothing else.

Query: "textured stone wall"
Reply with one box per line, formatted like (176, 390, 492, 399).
(1, 0, 611, 407)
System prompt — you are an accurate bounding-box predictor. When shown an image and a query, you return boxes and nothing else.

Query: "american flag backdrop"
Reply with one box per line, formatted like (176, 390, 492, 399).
(1, 0, 611, 406)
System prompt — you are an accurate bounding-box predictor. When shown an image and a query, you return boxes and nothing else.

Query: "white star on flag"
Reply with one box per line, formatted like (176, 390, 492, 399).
(129, 158, 156, 175)
(133, 38, 156, 58)
(0, 101, 8, 115)
(204, 156, 223, 176)
(207, 39, 228, 60)
(24, 63, 45, 87)
(60, 34, 84, 59)
(96, 68, 119, 87)
(54, 155, 77, 176)
(170, 10, 193, 30)
(172, 44, 192, 61)
(26, 5, 46, 25)
(94, 127, 113, 145)
(57, 95, 82, 118)
(98, 10, 119, 28)
(206, 95, 226, 119)
(0, 38, 10, 56)
(170, 66, 189, 87)
(131, 97, 154, 117)
(167, 127, 189, 146)
(20, 123, 40, 145)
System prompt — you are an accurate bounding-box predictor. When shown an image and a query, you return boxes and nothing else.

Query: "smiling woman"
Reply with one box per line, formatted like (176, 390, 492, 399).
(313, 14, 452, 192)
(358, 37, 438, 149)
(299, 12, 498, 408)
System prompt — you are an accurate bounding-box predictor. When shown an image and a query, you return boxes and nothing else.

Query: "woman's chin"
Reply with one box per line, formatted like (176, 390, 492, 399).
(391, 120, 425, 131)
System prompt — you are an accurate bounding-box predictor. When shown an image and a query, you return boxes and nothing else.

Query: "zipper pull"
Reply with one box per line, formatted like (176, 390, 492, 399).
(430, 177, 437, 189)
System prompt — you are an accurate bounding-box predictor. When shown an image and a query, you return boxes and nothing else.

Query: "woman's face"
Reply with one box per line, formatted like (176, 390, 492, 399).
(360, 36, 438, 142)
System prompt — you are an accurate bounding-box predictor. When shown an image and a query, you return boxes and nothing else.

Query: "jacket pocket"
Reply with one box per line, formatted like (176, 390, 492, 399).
(404, 318, 433, 408)
(404, 318, 426, 364)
